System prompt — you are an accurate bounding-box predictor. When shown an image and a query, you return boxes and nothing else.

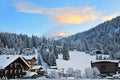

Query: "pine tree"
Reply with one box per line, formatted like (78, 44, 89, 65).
(66, 67, 74, 77)
(53, 45, 58, 59)
(63, 42, 70, 60)
(48, 52, 56, 66)
(74, 69, 81, 79)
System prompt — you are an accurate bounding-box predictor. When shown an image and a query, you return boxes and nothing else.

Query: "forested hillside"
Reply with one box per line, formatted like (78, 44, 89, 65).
(0, 32, 70, 66)
(0, 32, 42, 49)
(61, 16, 120, 54)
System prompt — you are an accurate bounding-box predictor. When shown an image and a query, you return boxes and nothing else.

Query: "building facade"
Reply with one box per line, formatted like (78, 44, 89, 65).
(0, 55, 30, 79)
(23, 56, 37, 68)
(91, 60, 119, 74)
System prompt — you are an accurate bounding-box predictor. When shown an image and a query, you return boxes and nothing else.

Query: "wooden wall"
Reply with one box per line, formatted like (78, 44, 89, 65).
(91, 62, 118, 74)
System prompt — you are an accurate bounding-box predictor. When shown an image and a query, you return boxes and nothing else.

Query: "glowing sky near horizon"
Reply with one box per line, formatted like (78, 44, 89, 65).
(0, 0, 120, 37)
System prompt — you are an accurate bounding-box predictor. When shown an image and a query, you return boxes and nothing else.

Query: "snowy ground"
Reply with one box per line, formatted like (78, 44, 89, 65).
(37, 78, 110, 80)
(56, 50, 96, 74)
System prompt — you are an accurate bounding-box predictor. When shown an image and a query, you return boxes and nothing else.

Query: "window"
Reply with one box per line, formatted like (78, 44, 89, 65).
(27, 61, 31, 65)
(0, 70, 3, 75)
(34, 62, 36, 65)
(10, 70, 13, 74)
(18, 69, 21, 73)
(10, 64, 13, 68)
(15, 63, 17, 67)
(5, 70, 8, 74)
(14, 69, 17, 74)
(19, 64, 23, 68)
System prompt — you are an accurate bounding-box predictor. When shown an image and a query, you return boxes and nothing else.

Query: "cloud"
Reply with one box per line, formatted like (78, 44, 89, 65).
(102, 14, 119, 22)
(55, 32, 70, 37)
(13, 0, 99, 25)
(42, 31, 70, 38)
(53, 13, 98, 24)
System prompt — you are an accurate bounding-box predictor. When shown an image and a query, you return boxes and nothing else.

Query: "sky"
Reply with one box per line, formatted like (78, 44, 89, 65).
(0, 0, 120, 37)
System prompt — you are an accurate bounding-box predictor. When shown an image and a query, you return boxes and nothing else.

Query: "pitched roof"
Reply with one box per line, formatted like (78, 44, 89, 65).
(31, 65, 42, 69)
(23, 55, 36, 60)
(0, 55, 30, 69)
(92, 60, 119, 63)
(50, 66, 57, 69)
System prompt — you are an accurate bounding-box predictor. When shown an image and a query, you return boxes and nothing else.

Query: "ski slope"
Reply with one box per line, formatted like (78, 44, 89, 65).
(56, 50, 96, 74)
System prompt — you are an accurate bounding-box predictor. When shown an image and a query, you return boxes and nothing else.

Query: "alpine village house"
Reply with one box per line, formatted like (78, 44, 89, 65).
(22, 56, 37, 68)
(91, 50, 120, 75)
(91, 60, 120, 74)
(0, 55, 43, 79)
(0, 55, 29, 79)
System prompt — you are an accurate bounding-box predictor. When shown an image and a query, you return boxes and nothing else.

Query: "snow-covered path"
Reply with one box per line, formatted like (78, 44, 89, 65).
(35, 49, 50, 70)
(56, 50, 96, 73)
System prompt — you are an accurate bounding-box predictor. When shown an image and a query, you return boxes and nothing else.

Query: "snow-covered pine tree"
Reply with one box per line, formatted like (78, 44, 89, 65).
(66, 67, 74, 77)
(40, 44, 57, 66)
(92, 67, 100, 79)
(84, 67, 100, 79)
(73, 69, 82, 79)
(53, 45, 58, 59)
(84, 67, 93, 79)
(63, 42, 70, 60)
(48, 51, 56, 66)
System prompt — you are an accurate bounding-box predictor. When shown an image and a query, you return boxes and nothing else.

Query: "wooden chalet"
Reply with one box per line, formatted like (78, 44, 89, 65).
(90, 50, 103, 55)
(91, 60, 119, 74)
(23, 56, 44, 76)
(23, 56, 37, 68)
(0, 55, 30, 79)
(30, 65, 44, 75)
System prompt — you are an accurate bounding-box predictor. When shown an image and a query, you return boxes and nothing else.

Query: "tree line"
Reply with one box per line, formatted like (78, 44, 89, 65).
(0, 32, 70, 66)
(60, 16, 120, 55)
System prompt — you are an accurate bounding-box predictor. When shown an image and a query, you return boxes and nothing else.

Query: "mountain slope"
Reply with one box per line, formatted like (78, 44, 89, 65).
(62, 16, 120, 54)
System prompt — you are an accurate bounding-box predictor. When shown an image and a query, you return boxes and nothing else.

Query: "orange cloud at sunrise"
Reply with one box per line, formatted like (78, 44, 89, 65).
(54, 14, 98, 24)
(13, 0, 99, 25)
(43, 31, 70, 38)
(55, 32, 69, 37)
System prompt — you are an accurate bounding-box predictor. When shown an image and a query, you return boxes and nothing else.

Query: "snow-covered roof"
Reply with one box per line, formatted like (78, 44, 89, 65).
(23, 55, 36, 60)
(91, 50, 103, 52)
(0, 55, 19, 69)
(23, 48, 32, 51)
(56, 46, 62, 48)
(20, 56, 30, 67)
(0, 55, 30, 69)
(92, 60, 119, 63)
(31, 65, 42, 69)
(105, 76, 113, 79)
(24, 72, 37, 77)
(113, 74, 120, 77)
(50, 66, 57, 69)
(67, 77, 75, 79)
(90, 50, 103, 54)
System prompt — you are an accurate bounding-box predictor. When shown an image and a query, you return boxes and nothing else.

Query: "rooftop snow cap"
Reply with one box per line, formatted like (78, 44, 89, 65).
(0, 55, 30, 69)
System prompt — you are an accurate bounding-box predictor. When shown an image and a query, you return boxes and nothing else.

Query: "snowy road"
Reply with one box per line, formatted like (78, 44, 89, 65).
(35, 49, 50, 70)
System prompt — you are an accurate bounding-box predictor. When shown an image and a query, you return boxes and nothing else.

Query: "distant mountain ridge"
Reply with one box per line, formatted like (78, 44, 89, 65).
(62, 16, 120, 54)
